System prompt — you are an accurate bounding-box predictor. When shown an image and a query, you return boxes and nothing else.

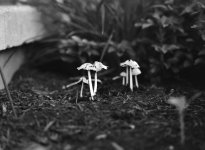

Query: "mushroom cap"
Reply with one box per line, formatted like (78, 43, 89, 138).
(120, 60, 130, 67)
(167, 96, 187, 111)
(93, 61, 108, 72)
(77, 63, 96, 71)
(129, 60, 140, 68)
(132, 68, 141, 75)
(120, 72, 127, 77)
(120, 60, 140, 68)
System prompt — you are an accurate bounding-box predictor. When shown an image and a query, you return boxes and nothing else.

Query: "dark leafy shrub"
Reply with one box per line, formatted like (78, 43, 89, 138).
(134, 0, 205, 82)
(24, 0, 145, 74)
(24, 0, 205, 83)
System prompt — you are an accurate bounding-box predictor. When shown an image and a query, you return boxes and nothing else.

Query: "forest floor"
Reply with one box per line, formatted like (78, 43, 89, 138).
(0, 67, 205, 150)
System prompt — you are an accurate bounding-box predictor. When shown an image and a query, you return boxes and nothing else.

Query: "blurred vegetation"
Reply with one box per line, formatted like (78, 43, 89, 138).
(22, 0, 205, 83)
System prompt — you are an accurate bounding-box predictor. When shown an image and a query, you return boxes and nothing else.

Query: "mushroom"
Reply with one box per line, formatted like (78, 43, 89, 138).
(77, 63, 96, 100)
(132, 68, 141, 88)
(62, 76, 88, 98)
(168, 96, 188, 144)
(120, 60, 130, 85)
(93, 61, 108, 94)
(128, 60, 140, 91)
(120, 60, 140, 91)
(80, 77, 88, 98)
(112, 72, 126, 86)
(120, 72, 127, 86)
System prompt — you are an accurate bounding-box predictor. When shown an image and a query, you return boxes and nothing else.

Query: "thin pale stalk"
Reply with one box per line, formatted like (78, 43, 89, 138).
(126, 67, 129, 85)
(80, 81, 84, 98)
(179, 110, 185, 145)
(129, 67, 133, 91)
(94, 72, 97, 94)
(135, 76, 139, 88)
(87, 70, 94, 100)
(65, 78, 82, 88)
(122, 77, 125, 86)
(0, 66, 17, 118)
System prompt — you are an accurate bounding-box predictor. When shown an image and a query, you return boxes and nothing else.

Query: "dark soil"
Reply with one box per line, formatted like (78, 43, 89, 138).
(0, 67, 205, 150)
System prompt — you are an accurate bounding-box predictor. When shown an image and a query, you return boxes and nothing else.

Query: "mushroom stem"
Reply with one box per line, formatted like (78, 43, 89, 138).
(87, 70, 94, 100)
(130, 67, 133, 91)
(122, 77, 125, 86)
(80, 81, 84, 98)
(134, 75, 139, 88)
(94, 72, 97, 94)
(126, 67, 129, 85)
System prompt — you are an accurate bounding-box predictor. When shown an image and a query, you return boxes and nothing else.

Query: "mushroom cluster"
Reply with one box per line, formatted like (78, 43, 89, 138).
(120, 60, 141, 91)
(78, 61, 107, 100)
(63, 61, 107, 100)
(63, 59, 140, 101)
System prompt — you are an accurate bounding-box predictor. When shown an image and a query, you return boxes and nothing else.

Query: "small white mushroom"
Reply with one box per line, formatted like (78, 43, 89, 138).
(80, 77, 89, 98)
(132, 68, 141, 88)
(93, 61, 108, 94)
(77, 63, 96, 100)
(120, 72, 127, 86)
(120, 59, 140, 91)
(120, 60, 130, 85)
(62, 76, 88, 98)
(128, 60, 140, 91)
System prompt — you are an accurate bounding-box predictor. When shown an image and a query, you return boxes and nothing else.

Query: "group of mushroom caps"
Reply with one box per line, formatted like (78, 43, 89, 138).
(76, 61, 107, 100)
(63, 60, 141, 100)
(120, 60, 141, 92)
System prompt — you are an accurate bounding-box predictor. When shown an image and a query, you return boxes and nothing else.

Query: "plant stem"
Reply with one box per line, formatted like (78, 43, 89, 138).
(135, 75, 139, 88)
(126, 67, 129, 85)
(80, 81, 84, 98)
(94, 72, 97, 94)
(100, 32, 113, 62)
(0, 66, 17, 118)
(130, 67, 133, 91)
(87, 70, 94, 100)
(179, 110, 185, 145)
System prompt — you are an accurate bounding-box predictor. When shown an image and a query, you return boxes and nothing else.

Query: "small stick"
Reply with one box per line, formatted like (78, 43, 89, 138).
(63, 78, 82, 89)
(0, 66, 17, 118)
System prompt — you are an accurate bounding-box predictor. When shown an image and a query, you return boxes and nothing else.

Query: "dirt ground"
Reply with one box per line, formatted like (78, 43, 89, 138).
(0, 67, 205, 150)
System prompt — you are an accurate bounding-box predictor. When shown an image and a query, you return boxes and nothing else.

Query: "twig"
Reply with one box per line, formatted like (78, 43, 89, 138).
(0, 66, 17, 118)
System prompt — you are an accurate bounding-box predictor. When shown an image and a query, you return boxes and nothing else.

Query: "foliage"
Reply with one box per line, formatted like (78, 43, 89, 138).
(24, 0, 144, 70)
(134, 0, 205, 81)
(24, 0, 205, 82)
